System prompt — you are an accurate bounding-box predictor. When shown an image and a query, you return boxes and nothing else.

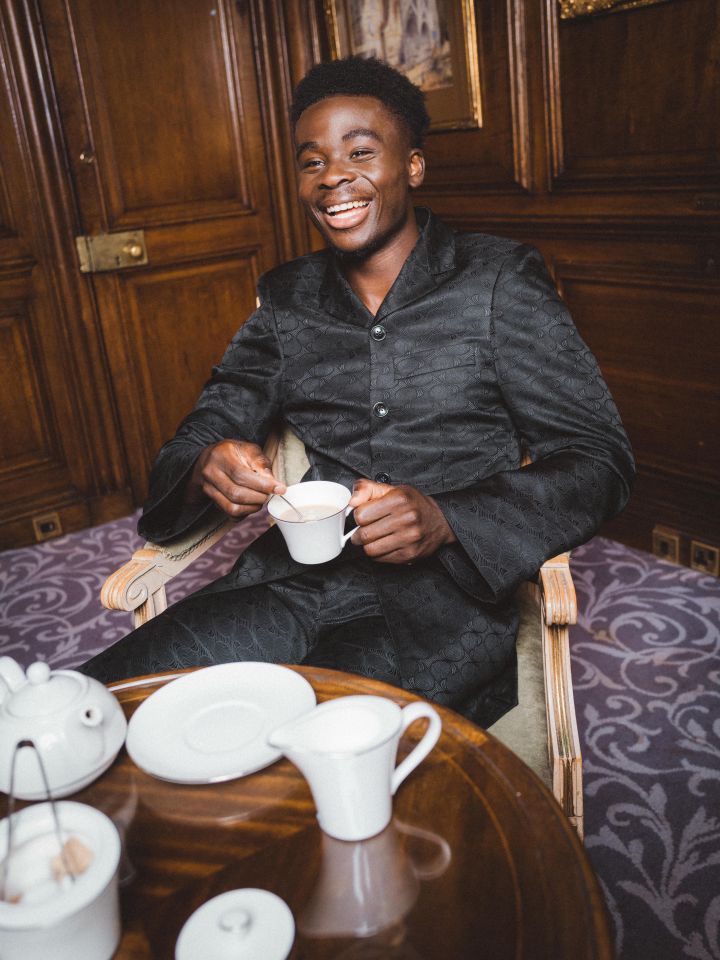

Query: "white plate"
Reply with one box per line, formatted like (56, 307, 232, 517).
(125, 663, 316, 784)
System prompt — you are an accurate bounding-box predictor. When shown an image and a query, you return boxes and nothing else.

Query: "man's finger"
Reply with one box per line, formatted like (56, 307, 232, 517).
(202, 485, 264, 519)
(203, 472, 270, 508)
(353, 489, 411, 527)
(348, 478, 392, 508)
(358, 531, 415, 562)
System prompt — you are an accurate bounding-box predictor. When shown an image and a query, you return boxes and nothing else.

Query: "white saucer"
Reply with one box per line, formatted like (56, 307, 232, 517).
(126, 663, 316, 784)
(175, 888, 294, 960)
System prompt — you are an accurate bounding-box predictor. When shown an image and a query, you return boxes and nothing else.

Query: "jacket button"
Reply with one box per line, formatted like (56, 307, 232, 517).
(371, 324, 386, 341)
(373, 401, 389, 418)
(375, 472, 390, 483)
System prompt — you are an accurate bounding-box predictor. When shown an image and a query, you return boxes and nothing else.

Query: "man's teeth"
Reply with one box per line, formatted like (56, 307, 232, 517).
(325, 201, 370, 215)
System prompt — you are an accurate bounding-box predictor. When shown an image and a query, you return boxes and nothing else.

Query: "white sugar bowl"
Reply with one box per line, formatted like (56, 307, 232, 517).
(0, 657, 127, 800)
(0, 801, 121, 960)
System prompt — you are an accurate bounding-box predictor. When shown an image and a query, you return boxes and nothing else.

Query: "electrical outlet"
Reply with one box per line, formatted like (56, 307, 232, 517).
(32, 511, 63, 542)
(652, 526, 681, 564)
(690, 540, 720, 577)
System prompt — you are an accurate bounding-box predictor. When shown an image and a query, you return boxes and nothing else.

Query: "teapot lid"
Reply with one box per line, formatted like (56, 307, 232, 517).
(6, 662, 86, 719)
(175, 889, 295, 960)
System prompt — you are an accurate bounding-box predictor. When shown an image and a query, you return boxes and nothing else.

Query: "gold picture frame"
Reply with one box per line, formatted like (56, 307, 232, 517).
(323, 0, 482, 131)
(559, 0, 674, 18)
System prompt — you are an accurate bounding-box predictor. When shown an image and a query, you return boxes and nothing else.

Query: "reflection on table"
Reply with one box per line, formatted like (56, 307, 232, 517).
(76, 666, 612, 959)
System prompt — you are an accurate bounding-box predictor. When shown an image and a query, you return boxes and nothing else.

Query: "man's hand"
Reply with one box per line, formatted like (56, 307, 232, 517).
(185, 440, 286, 518)
(348, 480, 457, 564)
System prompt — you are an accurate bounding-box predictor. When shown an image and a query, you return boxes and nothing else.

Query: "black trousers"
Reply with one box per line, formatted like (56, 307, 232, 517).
(81, 553, 518, 726)
(80, 557, 403, 687)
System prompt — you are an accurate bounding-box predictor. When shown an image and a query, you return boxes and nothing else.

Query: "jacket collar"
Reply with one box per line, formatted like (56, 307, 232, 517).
(318, 207, 456, 325)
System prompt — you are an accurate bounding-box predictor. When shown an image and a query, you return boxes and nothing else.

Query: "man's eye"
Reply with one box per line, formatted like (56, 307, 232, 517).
(351, 149, 372, 159)
(302, 158, 323, 170)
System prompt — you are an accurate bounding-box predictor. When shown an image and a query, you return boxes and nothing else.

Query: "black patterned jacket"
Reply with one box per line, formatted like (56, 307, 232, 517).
(139, 208, 634, 718)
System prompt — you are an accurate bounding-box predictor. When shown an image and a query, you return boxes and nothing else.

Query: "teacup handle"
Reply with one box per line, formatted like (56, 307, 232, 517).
(391, 702, 442, 795)
(341, 505, 359, 546)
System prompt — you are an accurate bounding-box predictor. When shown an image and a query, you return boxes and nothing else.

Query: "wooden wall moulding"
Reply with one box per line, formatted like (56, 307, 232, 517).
(55, 0, 264, 232)
(0, 304, 54, 474)
(0, 0, 139, 548)
(0, 163, 17, 238)
(544, 0, 719, 196)
(39, 0, 295, 510)
(247, 0, 324, 263)
(550, 259, 720, 547)
(324, 0, 483, 131)
(410, 0, 533, 196)
(559, 0, 674, 18)
(98, 252, 263, 499)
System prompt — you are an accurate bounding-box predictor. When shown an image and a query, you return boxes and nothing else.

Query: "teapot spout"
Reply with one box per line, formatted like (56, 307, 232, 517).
(266, 710, 327, 757)
(266, 721, 298, 753)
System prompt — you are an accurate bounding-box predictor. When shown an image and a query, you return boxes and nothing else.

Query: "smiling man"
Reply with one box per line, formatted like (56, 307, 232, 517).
(81, 57, 634, 728)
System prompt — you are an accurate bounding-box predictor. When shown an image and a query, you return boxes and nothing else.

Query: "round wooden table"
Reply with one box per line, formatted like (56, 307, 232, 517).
(70, 666, 612, 959)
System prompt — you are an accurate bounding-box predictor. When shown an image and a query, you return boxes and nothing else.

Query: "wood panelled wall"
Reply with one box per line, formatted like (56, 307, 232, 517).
(0, 0, 718, 554)
(0, 0, 319, 548)
(417, 0, 720, 554)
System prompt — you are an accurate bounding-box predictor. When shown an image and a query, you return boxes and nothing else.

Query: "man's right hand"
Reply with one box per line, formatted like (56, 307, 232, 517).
(185, 440, 286, 518)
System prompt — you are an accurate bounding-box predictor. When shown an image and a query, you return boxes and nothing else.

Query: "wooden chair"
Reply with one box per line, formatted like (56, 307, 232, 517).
(101, 428, 583, 837)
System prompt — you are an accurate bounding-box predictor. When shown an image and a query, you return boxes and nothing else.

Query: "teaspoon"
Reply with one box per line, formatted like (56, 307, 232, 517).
(274, 493, 304, 521)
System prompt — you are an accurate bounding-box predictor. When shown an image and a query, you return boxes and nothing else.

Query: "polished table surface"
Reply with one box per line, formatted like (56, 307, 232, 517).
(70, 666, 612, 959)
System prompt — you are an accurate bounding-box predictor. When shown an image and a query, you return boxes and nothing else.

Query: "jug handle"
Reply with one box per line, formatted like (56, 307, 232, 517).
(395, 820, 452, 879)
(391, 702, 442, 796)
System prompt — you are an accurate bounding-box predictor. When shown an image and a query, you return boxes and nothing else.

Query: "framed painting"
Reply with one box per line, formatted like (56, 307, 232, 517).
(323, 0, 482, 130)
(559, 0, 674, 17)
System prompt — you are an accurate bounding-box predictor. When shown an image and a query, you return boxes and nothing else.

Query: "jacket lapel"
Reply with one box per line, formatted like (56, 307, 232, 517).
(317, 207, 457, 325)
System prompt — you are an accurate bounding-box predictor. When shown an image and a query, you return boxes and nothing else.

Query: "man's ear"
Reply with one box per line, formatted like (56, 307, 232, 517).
(408, 149, 425, 190)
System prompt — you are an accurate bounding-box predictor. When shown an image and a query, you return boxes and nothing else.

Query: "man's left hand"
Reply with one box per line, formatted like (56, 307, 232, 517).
(348, 480, 457, 564)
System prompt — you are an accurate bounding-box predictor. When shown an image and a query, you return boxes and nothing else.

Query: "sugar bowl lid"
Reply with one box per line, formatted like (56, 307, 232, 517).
(175, 889, 295, 960)
(3, 662, 86, 719)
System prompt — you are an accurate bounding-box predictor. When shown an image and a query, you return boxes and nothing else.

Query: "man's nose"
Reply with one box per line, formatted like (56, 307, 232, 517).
(319, 159, 354, 189)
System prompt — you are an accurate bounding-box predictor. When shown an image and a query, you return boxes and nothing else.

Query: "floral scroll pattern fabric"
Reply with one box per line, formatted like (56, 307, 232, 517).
(571, 539, 720, 960)
(1, 522, 719, 958)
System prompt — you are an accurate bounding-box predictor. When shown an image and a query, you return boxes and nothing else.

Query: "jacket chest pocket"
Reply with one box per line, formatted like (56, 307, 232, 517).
(393, 344, 477, 382)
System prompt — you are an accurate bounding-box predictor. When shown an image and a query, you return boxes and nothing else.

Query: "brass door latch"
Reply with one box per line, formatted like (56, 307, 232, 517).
(75, 230, 148, 273)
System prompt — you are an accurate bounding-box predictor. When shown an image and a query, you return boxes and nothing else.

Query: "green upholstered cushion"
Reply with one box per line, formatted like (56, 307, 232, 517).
(487, 587, 551, 789)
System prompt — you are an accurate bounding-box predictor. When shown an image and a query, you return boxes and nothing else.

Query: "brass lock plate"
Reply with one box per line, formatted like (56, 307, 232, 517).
(75, 230, 148, 273)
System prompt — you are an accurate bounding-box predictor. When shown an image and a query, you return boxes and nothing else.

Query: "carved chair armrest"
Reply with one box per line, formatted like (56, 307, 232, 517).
(101, 513, 238, 627)
(539, 553, 577, 626)
(100, 425, 311, 628)
(535, 552, 583, 837)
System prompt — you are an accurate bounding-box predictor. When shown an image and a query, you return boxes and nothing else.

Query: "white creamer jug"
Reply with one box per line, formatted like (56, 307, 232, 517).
(268, 695, 441, 841)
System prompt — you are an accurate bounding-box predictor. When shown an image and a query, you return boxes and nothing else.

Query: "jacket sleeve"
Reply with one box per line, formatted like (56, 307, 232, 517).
(138, 276, 284, 543)
(433, 244, 635, 603)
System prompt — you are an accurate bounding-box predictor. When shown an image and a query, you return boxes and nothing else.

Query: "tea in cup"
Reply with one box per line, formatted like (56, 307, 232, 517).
(267, 481, 359, 565)
(267, 695, 442, 841)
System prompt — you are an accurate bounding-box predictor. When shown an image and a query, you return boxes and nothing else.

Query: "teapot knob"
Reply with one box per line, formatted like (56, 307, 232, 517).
(27, 661, 51, 685)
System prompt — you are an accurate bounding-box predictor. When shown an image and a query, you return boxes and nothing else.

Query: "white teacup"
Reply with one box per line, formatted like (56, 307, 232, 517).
(267, 480, 359, 565)
(267, 695, 442, 841)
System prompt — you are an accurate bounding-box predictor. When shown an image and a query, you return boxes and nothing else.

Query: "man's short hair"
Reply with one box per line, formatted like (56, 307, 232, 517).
(290, 56, 430, 149)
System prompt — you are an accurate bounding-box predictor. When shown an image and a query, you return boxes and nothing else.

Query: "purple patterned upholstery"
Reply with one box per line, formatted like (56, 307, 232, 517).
(1, 521, 719, 959)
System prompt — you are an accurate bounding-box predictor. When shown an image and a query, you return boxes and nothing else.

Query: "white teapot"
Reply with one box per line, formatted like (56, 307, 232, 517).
(0, 657, 127, 800)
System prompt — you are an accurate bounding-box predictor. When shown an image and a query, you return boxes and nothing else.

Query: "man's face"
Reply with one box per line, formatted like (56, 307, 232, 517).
(294, 95, 425, 258)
